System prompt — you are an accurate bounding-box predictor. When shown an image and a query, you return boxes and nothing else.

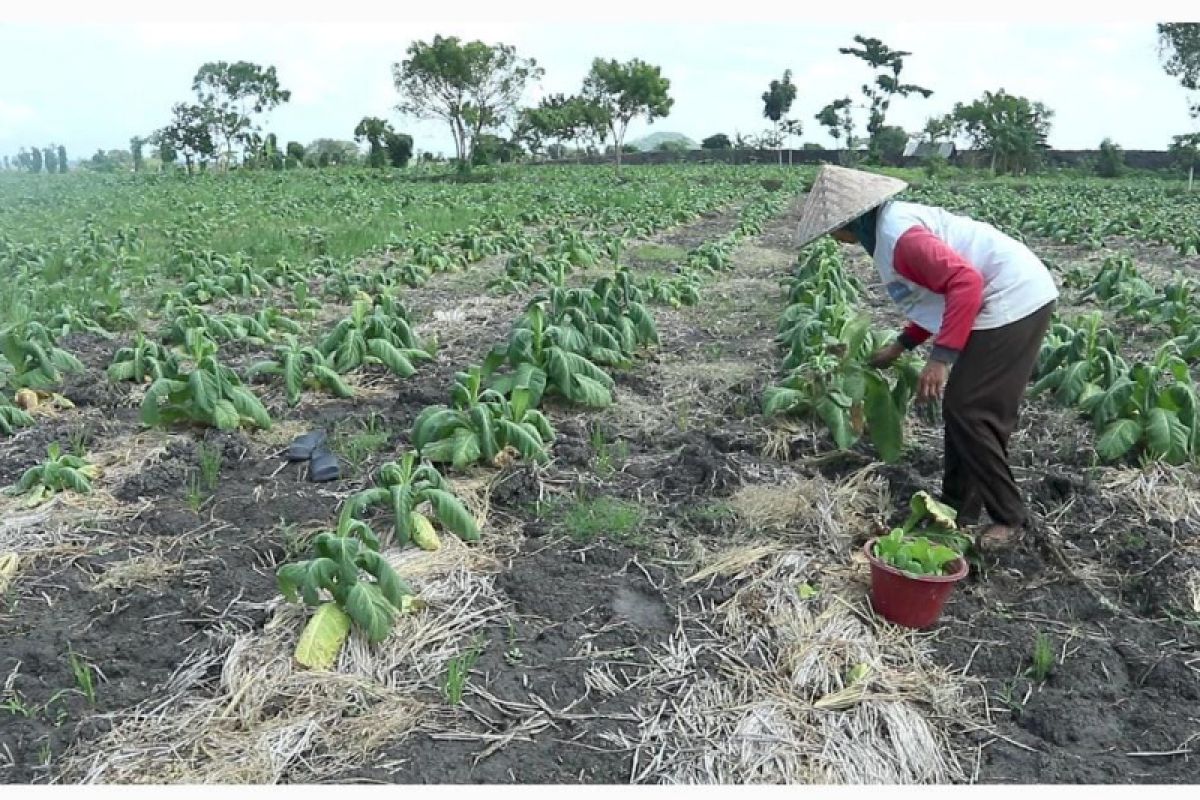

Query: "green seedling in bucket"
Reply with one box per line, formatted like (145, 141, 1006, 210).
(874, 492, 967, 577)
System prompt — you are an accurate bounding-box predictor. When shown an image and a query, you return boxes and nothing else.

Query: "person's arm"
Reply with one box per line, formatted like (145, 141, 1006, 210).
(897, 321, 931, 350)
(892, 225, 984, 364)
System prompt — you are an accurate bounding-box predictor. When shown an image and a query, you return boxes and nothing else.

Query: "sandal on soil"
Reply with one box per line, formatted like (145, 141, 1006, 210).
(286, 430, 328, 462)
(977, 524, 1023, 552)
(308, 445, 341, 483)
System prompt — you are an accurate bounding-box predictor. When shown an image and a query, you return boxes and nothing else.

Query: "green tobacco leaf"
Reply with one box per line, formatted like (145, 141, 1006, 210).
(311, 364, 354, 398)
(412, 406, 461, 450)
(390, 484, 415, 546)
(450, 427, 483, 470)
(211, 399, 241, 430)
(816, 396, 855, 451)
(423, 488, 480, 542)
(1144, 407, 1174, 460)
(367, 338, 417, 378)
(570, 373, 613, 408)
(498, 419, 547, 461)
(1096, 418, 1142, 462)
(357, 550, 413, 608)
(863, 372, 903, 463)
(468, 404, 499, 464)
(343, 582, 397, 643)
(227, 387, 272, 429)
(188, 368, 219, 415)
(762, 386, 805, 417)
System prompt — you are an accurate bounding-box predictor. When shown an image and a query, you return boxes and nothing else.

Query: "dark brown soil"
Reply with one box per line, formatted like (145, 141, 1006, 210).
(336, 540, 681, 784)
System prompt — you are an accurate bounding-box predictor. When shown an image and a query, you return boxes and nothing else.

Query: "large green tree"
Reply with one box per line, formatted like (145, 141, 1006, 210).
(29, 146, 42, 173)
(940, 89, 1053, 175)
(815, 98, 857, 162)
(191, 61, 291, 168)
(42, 146, 58, 174)
(383, 131, 413, 167)
(285, 141, 306, 168)
(1157, 23, 1200, 188)
(354, 116, 392, 167)
(1158, 23, 1200, 115)
(392, 35, 542, 167)
(305, 139, 360, 167)
(702, 133, 732, 150)
(817, 35, 932, 163)
(761, 69, 797, 165)
(131, 136, 145, 172)
(156, 102, 217, 173)
(582, 57, 673, 170)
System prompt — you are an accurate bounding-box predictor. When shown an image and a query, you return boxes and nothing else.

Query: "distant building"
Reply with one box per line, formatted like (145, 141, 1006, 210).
(903, 138, 956, 159)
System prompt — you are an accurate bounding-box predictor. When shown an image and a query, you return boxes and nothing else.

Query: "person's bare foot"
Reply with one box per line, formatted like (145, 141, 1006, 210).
(977, 524, 1021, 551)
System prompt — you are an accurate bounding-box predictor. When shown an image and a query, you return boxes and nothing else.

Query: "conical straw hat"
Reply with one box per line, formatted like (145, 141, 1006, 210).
(794, 165, 908, 248)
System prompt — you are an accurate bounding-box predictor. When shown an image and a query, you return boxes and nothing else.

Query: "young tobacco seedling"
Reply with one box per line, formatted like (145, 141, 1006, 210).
(68, 648, 97, 705)
(340, 451, 480, 549)
(443, 636, 485, 705)
(10, 443, 99, 506)
(873, 491, 968, 577)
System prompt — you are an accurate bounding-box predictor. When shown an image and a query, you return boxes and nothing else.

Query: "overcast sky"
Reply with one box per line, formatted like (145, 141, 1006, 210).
(2, 8, 1198, 161)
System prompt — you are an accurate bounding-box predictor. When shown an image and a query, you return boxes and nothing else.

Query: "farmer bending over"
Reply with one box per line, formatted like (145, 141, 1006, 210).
(793, 165, 1059, 550)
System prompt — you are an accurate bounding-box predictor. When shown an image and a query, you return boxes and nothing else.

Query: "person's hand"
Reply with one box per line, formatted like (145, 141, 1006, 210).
(917, 360, 949, 403)
(868, 341, 905, 369)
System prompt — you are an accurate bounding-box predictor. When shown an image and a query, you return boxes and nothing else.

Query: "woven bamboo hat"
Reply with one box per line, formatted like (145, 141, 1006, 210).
(794, 165, 908, 247)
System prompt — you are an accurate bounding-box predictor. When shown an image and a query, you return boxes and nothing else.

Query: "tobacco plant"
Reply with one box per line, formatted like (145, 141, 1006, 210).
(10, 443, 100, 505)
(1031, 313, 1128, 407)
(141, 334, 272, 431)
(412, 367, 554, 470)
(339, 451, 480, 548)
(0, 322, 84, 391)
(319, 295, 432, 377)
(277, 516, 415, 648)
(248, 335, 354, 406)
(108, 334, 181, 383)
(1082, 346, 1199, 464)
(763, 316, 919, 463)
(485, 304, 615, 408)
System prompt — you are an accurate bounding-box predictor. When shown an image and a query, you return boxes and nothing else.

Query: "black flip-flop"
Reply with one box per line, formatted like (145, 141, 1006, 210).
(286, 430, 328, 462)
(308, 445, 341, 483)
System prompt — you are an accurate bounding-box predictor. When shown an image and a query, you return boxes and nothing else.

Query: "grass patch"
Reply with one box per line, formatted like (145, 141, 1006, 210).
(631, 243, 688, 263)
(559, 496, 648, 547)
(443, 635, 486, 705)
(687, 501, 737, 525)
(333, 413, 392, 475)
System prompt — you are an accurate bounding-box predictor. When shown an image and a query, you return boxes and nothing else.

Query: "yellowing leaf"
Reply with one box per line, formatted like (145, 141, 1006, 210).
(0, 552, 18, 596)
(410, 512, 441, 552)
(294, 602, 351, 671)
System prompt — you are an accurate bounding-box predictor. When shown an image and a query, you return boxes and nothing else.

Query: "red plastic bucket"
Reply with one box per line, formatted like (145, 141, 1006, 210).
(863, 538, 969, 629)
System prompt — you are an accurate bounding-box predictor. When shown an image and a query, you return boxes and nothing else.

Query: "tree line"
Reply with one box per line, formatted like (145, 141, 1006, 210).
(4, 25, 1197, 179)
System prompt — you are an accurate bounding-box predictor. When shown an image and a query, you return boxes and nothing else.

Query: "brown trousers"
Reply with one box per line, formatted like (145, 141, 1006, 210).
(941, 301, 1055, 528)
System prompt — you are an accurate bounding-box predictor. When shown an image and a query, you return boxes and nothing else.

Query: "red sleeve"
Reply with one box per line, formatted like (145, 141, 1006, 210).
(899, 321, 931, 348)
(892, 225, 983, 357)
